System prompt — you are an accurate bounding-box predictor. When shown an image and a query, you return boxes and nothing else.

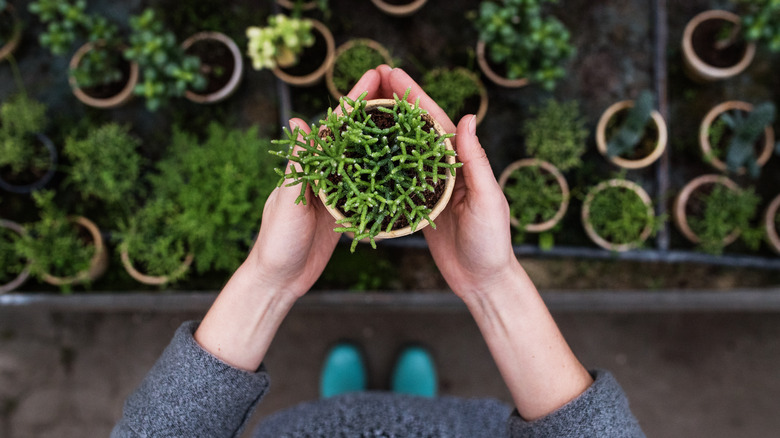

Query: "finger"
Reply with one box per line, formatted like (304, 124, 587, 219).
(346, 68, 382, 101)
(388, 68, 456, 134)
(455, 114, 501, 197)
(375, 64, 393, 97)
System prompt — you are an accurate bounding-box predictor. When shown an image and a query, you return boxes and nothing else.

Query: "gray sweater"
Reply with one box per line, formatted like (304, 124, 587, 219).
(112, 321, 645, 437)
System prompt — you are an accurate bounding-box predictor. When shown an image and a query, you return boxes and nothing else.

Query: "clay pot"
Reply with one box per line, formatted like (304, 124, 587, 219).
(326, 39, 393, 101)
(0, 133, 58, 194)
(272, 20, 335, 87)
(181, 32, 244, 104)
(476, 40, 529, 88)
(120, 243, 194, 286)
(41, 216, 109, 287)
(596, 100, 668, 169)
(0, 219, 31, 294)
(275, 0, 318, 11)
(371, 0, 428, 16)
(582, 179, 655, 252)
(681, 10, 756, 82)
(0, 4, 22, 62)
(673, 174, 741, 246)
(69, 41, 139, 109)
(498, 159, 569, 233)
(763, 194, 780, 254)
(699, 101, 775, 174)
(316, 99, 456, 240)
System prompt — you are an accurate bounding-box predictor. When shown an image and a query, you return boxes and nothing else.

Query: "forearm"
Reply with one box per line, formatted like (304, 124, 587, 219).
(460, 262, 593, 421)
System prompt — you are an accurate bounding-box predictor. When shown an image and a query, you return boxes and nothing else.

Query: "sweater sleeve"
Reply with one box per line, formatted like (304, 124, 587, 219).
(111, 321, 270, 438)
(507, 370, 645, 438)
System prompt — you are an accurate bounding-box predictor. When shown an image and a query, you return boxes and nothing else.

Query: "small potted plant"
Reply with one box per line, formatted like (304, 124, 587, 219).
(15, 191, 108, 289)
(246, 14, 334, 87)
(272, 90, 461, 252)
(422, 67, 488, 126)
(325, 38, 393, 100)
(764, 193, 780, 254)
(681, 10, 756, 82)
(0, 217, 30, 294)
(522, 99, 588, 172)
(673, 174, 762, 255)
(181, 31, 244, 104)
(581, 179, 659, 252)
(0, 94, 58, 194)
(371, 0, 428, 17)
(118, 198, 193, 286)
(699, 101, 777, 177)
(596, 90, 668, 170)
(498, 159, 569, 247)
(0, 0, 22, 61)
(473, 0, 574, 89)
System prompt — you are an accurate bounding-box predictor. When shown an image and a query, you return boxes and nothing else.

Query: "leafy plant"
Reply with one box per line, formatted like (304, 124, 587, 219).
(586, 183, 659, 246)
(124, 8, 205, 111)
(688, 184, 762, 255)
(606, 90, 656, 159)
(523, 99, 588, 171)
(474, 0, 574, 90)
(246, 14, 314, 71)
(63, 123, 142, 205)
(331, 40, 390, 94)
(148, 123, 280, 273)
(734, 0, 780, 52)
(422, 68, 481, 121)
(502, 163, 565, 239)
(713, 102, 778, 178)
(272, 90, 461, 252)
(0, 94, 49, 175)
(0, 220, 25, 284)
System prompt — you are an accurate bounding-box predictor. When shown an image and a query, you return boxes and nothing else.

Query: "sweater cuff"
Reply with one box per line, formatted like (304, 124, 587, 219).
(507, 370, 644, 438)
(114, 321, 270, 437)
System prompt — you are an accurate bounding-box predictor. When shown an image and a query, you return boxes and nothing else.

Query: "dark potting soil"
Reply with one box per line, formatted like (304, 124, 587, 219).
(691, 18, 749, 68)
(185, 38, 235, 95)
(80, 52, 133, 100)
(380, 0, 418, 6)
(606, 109, 659, 160)
(279, 26, 328, 77)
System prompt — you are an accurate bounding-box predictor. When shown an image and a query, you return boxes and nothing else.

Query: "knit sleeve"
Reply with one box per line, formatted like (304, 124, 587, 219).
(111, 321, 270, 438)
(506, 370, 645, 438)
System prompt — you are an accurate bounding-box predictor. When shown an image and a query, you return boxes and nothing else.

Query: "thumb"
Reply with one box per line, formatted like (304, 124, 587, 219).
(455, 115, 500, 197)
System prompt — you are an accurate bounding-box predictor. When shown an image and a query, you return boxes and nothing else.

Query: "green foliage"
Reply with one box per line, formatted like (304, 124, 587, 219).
(149, 123, 281, 273)
(735, 0, 780, 52)
(332, 41, 389, 93)
(606, 90, 655, 159)
(475, 0, 574, 90)
(0, 223, 25, 284)
(523, 99, 587, 171)
(0, 94, 49, 175)
(688, 184, 762, 255)
(502, 164, 564, 239)
(124, 8, 206, 111)
(63, 123, 142, 205)
(716, 102, 778, 178)
(246, 15, 314, 71)
(15, 191, 95, 280)
(119, 198, 189, 280)
(273, 90, 461, 252)
(587, 184, 658, 246)
(422, 68, 481, 121)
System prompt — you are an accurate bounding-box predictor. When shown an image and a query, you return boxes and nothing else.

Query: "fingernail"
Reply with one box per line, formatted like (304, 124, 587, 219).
(468, 114, 477, 136)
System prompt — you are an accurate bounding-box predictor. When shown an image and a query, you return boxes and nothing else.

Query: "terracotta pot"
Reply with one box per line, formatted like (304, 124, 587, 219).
(699, 101, 775, 174)
(41, 216, 109, 287)
(272, 20, 335, 87)
(181, 32, 244, 104)
(681, 10, 756, 82)
(673, 174, 741, 246)
(424, 67, 489, 126)
(596, 99, 668, 169)
(316, 98, 457, 240)
(764, 193, 780, 254)
(326, 39, 393, 101)
(582, 179, 655, 252)
(0, 133, 58, 194)
(498, 159, 569, 233)
(0, 4, 22, 61)
(0, 219, 31, 294)
(120, 243, 194, 286)
(476, 40, 529, 88)
(371, 0, 428, 16)
(69, 41, 139, 109)
(275, 0, 318, 11)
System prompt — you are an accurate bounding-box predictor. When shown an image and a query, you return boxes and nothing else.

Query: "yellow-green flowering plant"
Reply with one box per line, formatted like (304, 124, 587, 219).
(246, 14, 314, 70)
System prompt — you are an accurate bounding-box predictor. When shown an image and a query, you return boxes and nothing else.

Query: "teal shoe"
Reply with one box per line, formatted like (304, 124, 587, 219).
(319, 343, 368, 399)
(390, 345, 437, 397)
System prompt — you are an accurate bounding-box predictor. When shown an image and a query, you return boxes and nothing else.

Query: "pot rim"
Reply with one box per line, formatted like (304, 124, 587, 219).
(275, 0, 318, 11)
(42, 216, 109, 286)
(476, 40, 529, 88)
(0, 219, 32, 294)
(120, 242, 194, 286)
(764, 193, 780, 254)
(498, 158, 570, 233)
(272, 19, 335, 87)
(673, 174, 741, 246)
(181, 31, 244, 104)
(425, 67, 489, 126)
(325, 38, 394, 101)
(581, 179, 655, 252)
(0, 4, 22, 61)
(596, 100, 668, 169)
(69, 40, 140, 109)
(681, 9, 756, 81)
(370, 0, 428, 17)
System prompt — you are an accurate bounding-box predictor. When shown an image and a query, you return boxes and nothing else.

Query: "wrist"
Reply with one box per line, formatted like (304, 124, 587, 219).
(456, 260, 530, 307)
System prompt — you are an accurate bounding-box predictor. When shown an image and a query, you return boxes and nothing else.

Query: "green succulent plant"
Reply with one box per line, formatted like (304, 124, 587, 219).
(0, 94, 49, 175)
(606, 90, 656, 159)
(522, 99, 588, 171)
(688, 183, 762, 255)
(710, 102, 779, 178)
(246, 14, 315, 71)
(734, 0, 780, 52)
(422, 68, 481, 121)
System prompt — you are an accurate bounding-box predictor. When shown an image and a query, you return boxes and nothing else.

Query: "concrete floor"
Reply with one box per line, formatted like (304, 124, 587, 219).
(1, 304, 779, 437)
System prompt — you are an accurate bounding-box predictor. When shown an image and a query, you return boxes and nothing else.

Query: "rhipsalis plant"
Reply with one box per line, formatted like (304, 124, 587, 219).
(712, 102, 778, 178)
(607, 90, 656, 159)
(272, 90, 461, 252)
(688, 184, 762, 255)
(246, 15, 314, 71)
(523, 99, 587, 171)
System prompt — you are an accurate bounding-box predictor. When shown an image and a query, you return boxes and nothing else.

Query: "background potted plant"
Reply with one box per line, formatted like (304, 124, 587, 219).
(0, 94, 57, 194)
(325, 38, 393, 100)
(581, 178, 660, 252)
(180, 31, 244, 104)
(681, 9, 756, 82)
(474, 0, 574, 89)
(522, 98, 588, 172)
(673, 174, 762, 255)
(596, 90, 668, 170)
(699, 100, 778, 178)
(371, 0, 428, 17)
(0, 216, 30, 294)
(273, 91, 461, 252)
(247, 14, 334, 87)
(422, 67, 488, 126)
(734, 0, 780, 52)
(764, 193, 780, 254)
(0, 0, 22, 62)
